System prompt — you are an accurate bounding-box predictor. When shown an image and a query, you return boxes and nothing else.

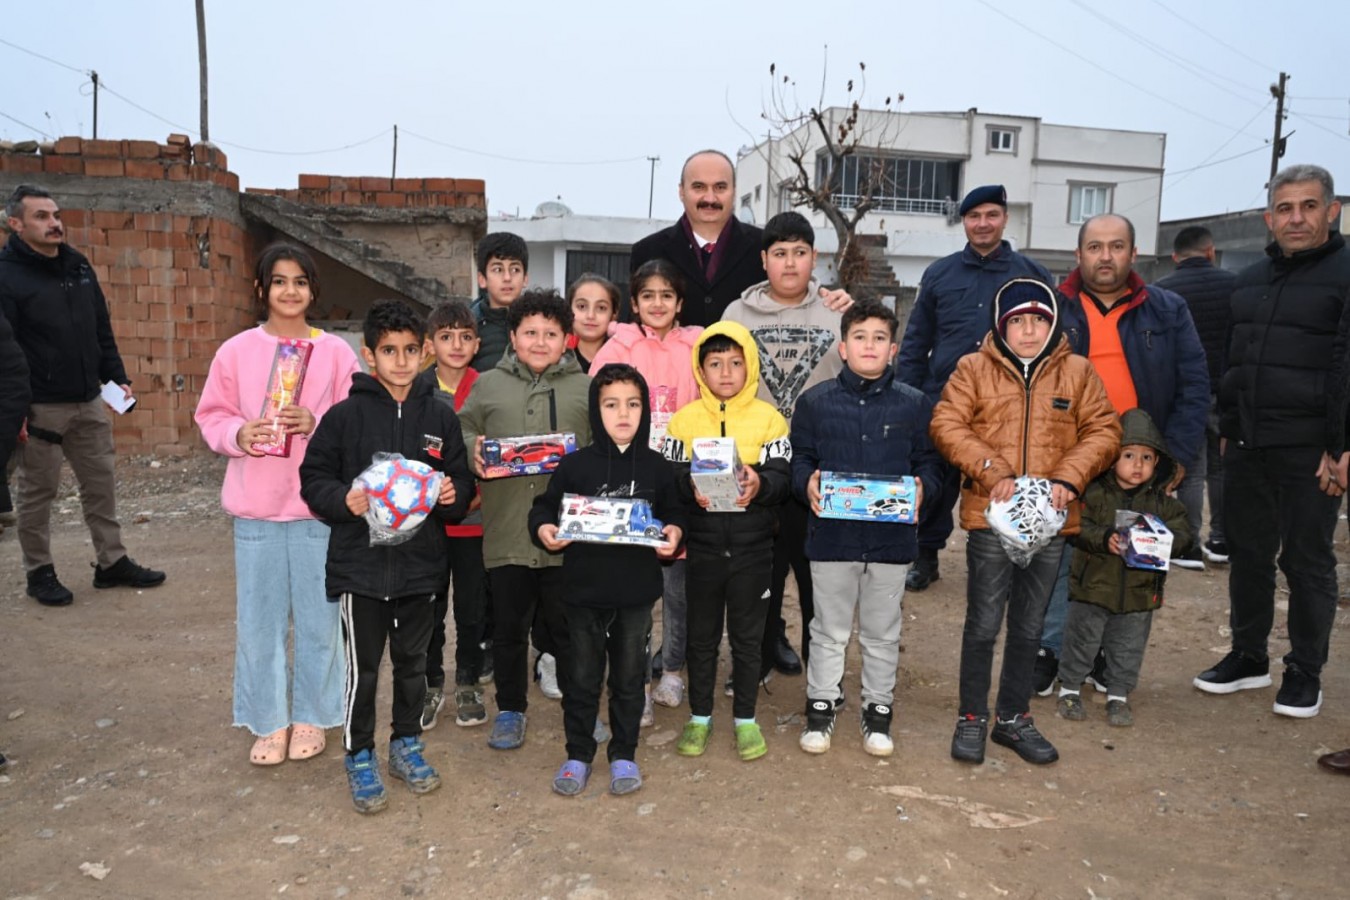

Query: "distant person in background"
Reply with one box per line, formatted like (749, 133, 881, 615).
(897, 184, 1053, 594)
(470, 232, 530, 371)
(1155, 225, 1236, 565)
(0, 184, 165, 607)
(0, 306, 30, 772)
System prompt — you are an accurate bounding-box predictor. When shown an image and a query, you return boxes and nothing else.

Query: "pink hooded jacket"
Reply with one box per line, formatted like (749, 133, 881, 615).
(588, 322, 703, 450)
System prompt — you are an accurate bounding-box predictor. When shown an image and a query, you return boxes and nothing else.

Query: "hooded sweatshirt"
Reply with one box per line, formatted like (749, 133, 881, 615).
(588, 321, 703, 450)
(527, 369, 688, 609)
(662, 320, 792, 553)
(722, 276, 844, 419)
(929, 277, 1121, 536)
(1069, 408, 1193, 614)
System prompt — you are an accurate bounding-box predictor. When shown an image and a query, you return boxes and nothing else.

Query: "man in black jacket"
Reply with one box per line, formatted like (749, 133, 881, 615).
(1156, 226, 1237, 566)
(1193, 164, 1350, 721)
(0, 185, 164, 606)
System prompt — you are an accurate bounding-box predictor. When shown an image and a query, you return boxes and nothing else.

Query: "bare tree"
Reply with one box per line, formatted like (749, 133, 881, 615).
(756, 55, 904, 294)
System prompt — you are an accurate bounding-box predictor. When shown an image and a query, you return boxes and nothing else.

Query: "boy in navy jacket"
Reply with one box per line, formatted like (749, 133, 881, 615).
(790, 301, 942, 756)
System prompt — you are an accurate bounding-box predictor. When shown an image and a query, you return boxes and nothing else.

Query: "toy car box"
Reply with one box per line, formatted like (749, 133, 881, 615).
(1115, 510, 1173, 572)
(557, 493, 667, 548)
(819, 472, 918, 524)
(482, 432, 577, 478)
(689, 437, 744, 513)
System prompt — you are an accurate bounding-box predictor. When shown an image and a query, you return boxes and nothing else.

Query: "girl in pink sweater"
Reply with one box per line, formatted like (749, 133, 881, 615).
(195, 243, 361, 767)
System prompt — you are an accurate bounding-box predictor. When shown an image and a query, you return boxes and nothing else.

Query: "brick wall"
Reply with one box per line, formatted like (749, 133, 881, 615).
(247, 174, 485, 211)
(1, 135, 254, 456)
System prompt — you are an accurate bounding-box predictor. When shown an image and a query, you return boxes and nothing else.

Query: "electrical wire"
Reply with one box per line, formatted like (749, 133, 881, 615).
(399, 127, 647, 166)
(0, 36, 86, 75)
(0, 111, 52, 138)
(1141, 0, 1274, 72)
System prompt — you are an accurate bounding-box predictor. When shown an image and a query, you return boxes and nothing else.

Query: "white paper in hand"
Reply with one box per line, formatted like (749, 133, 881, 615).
(100, 381, 136, 414)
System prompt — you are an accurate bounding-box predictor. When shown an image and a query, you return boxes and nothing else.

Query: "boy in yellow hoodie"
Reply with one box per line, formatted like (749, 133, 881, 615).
(662, 321, 791, 761)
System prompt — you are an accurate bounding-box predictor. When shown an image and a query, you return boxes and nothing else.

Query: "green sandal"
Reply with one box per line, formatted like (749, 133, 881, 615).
(735, 721, 767, 761)
(676, 720, 712, 756)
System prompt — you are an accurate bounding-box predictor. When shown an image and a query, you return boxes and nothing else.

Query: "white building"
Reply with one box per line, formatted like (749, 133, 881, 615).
(488, 203, 673, 303)
(735, 108, 1166, 285)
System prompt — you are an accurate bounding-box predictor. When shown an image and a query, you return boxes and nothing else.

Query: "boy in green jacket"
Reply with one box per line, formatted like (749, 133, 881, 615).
(1057, 408, 1191, 727)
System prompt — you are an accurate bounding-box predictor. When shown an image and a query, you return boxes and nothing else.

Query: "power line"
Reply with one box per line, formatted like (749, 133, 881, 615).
(1142, 0, 1273, 72)
(400, 127, 647, 166)
(0, 110, 53, 138)
(0, 36, 86, 75)
(1288, 111, 1350, 145)
(972, 0, 1267, 141)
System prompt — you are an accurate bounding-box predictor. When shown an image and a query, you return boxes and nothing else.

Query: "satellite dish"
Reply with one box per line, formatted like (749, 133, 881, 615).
(535, 200, 573, 218)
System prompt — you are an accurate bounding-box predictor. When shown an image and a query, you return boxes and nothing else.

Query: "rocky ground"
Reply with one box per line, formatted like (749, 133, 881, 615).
(1, 453, 1349, 899)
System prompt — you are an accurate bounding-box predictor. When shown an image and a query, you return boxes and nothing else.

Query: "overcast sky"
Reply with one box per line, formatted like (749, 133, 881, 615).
(3, 1, 1348, 224)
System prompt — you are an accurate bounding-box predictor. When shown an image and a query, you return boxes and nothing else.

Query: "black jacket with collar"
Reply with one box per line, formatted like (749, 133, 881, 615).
(299, 372, 473, 600)
(0, 307, 30, 463)
(1220, 232, 1350, 455)
(629, 216, 766, 328)
(1155, 256, 1237, 391)
(0, 233, 127, 403)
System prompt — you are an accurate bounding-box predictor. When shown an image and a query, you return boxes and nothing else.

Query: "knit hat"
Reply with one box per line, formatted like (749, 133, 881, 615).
(958, 184, 1007, 216)
(995, 278, 1056, 336)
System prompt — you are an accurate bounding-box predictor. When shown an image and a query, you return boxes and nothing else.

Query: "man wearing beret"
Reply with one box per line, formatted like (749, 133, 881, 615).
(897, 184, 1053, 592)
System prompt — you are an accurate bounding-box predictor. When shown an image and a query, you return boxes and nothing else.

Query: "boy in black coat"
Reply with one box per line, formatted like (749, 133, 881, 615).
(529, 364, 684, 796)
(300, 300, 472, 814)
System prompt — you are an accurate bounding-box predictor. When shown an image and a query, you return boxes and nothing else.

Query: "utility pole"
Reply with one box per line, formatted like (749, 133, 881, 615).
(195, 0, 209, 143)
(391, 125, 398, 179)
(90, 70, 99, 139)
(1268, 71, 1288, 185)
(646, 155, 660, 218)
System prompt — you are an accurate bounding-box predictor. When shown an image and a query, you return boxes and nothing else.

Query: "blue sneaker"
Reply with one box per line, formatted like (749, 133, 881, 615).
(488, 711, 527, 750)
(388, 737, 441, 794)
(344, 749, 388, 814)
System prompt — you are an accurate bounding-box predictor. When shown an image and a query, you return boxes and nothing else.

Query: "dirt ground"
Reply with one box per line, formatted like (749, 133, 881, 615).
(1, 453, 1349, 900)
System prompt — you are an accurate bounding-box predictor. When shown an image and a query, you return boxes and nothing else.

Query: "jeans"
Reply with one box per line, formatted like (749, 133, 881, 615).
(232, 518, 343, 736)
(1039, 545, 1072, 655)
(1225, 444, 1340, 675)
(564, 604, 652, 764)
(660, 559, 688, 672)
(489, 565, 570, 713)
(959, 530, 1065, 720)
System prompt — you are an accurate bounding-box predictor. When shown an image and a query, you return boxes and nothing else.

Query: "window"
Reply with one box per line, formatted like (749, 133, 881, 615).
(566, 250, 631, 306)
(815, 152, 961, 215)
(779, 181, 796, 214)
(739, 193, 755, 225)
(1069, 183, 1112, 224)
(988, 128, 1017, 154)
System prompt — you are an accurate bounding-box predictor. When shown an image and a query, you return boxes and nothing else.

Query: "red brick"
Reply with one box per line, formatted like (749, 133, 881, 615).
(173, 249, 199, 269)
(342, 191, 362, 204)
(42, 155, 83, 175)
(60, 209, 87, 227)
(244, 187, 276, 196)
(189, 166, 215, 183)
(0, 155, 43, 174)
(329, 176, 353, 191)
(82, 139, 121, 158)
(423, 178, 458, 192)
(167, 133, 191, 147)
(462, 192, 485, 210)
(93, 211, 132, 229)
(298, 174, 329, 190)
(160, 142, 189, 159)
(137, 248, 174, 269)
(125, 140, 160, 159)
(360, 177, 392, 192)
(375, 192, 403, 208)
(393, 177, 424, 192)
(187, 269, 213, 287)
(125, 159, 165, 180)
(457, 179, 485, 194)
(53, 136, 83, 155)
(85, 159, 126, 177)
(164, 162, 189, 181)
(108, 230, 147, 250)
(211, 170, 239, 190)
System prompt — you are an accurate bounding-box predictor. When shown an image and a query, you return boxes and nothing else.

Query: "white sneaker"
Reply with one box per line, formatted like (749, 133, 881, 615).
(652, 673, 685, 707)
(536, 653, 562, 700)
(799, 699, 835, 754)
(863, 730, 895, 757)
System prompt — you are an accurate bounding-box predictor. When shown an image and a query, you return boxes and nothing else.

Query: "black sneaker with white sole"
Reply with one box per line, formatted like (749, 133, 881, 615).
(1171, 547, 1205, 571)
(1272, 664, 1322, 718)
(1085, 648, 1109, 693)
(799, 699, 835, 754)
(1193, 650, 1271, 694)
(991, 713, 1059, 765)
(1202, 539, 1229, 564)
(861, 703, 894, 757)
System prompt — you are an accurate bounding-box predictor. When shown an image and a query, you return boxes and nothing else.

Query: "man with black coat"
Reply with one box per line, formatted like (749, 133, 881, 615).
(1193, 164, 1350, 725)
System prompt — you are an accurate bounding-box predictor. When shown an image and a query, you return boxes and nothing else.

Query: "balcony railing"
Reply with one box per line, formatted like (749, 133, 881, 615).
(832, 194, 950, 215)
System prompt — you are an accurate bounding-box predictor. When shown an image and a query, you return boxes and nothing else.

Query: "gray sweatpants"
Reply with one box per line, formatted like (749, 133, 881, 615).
(807, 561, 907, 708)
(1058, 600, 1154, 696)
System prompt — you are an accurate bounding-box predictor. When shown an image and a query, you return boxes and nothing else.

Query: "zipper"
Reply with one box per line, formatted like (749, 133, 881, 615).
(1020, 360, 1032, 475)
(720, 401, 726, 437)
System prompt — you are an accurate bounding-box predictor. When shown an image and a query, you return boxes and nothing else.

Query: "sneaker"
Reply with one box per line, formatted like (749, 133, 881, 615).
(344, 749, 388, 814)
(734, 721, 767, 761)
(1086, 649, 1109, 693)
(1172, 547, 1205, 571)
(478, 642, 495, 684)
(26, 564, 73, 607)
(1057, 692, 1086, 721)
(1272, 664, 1322, 718)
(454, 686, 488, 727)
(799, 699, 835, 754)
(652, 672, 685, 708)
(950, 714, 988, 764)
(420, 685, 445, 730)
(676, 719, 712, 756)
(388, 736, 441, 793)
(536, 653, 562, 700)
(1106, 698, 1134, 727)
(1202, 538, 1229, 564)
(1033, 648, 1059, 697)
(991, 714, 1059, 765)
(1193, 650, 1271, 694)
(487, 711, 527, 750)
(91, 556, 166, 589)
(641, 688, 655, 727)
(861, 703, 894, 757)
